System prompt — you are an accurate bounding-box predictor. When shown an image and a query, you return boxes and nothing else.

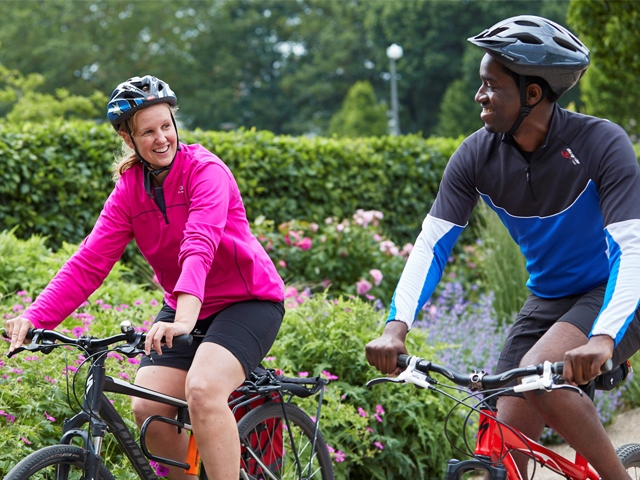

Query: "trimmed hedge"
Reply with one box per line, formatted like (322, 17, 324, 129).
(0, 120, 460, 248)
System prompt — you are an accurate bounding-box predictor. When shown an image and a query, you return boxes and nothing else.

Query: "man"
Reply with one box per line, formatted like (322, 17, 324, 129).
(366, 15, 640, 479)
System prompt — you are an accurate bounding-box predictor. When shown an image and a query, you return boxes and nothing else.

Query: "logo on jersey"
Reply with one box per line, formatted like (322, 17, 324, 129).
(178, 185, 184, 194)
(562, 148, 580, 165)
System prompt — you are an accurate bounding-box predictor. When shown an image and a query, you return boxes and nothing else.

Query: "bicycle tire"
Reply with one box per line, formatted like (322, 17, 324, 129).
(616, 443, 640, 476)
(3, 444, 116, 480)
(237, 401, 334, 480)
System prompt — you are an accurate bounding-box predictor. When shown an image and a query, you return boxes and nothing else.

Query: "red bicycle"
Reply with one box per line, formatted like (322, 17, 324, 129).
(367, 354, 640, 479)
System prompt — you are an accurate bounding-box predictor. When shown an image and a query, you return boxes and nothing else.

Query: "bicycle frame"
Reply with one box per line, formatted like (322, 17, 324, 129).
(445, 408, 599, 480)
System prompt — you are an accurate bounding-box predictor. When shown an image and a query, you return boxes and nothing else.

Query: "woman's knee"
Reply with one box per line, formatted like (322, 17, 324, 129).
(131, 397, 177, 428)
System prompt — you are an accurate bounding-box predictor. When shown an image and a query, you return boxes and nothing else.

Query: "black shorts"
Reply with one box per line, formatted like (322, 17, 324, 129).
(139, 300, 284, 377)
(496, 283, 640, 375)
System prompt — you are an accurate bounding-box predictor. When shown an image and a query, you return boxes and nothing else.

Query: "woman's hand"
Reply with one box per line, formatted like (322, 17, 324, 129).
(144, 293, 202, 356)
(5, 316, 35, 352)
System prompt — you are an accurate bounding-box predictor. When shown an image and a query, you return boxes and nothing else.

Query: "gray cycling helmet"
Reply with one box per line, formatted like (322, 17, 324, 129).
(467, 15, 590, 96)
(107, 75, 177, 132)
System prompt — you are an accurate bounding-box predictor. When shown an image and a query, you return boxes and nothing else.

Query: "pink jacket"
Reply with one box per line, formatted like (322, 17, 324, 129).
(24, 143, 284, 329)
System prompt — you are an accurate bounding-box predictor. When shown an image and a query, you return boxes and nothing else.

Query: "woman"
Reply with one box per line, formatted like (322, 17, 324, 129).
(5, 75, 285, 479)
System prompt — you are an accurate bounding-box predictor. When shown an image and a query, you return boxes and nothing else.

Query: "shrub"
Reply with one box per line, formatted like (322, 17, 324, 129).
(253, 210, 409, 306)
(0, 120, 457, 249)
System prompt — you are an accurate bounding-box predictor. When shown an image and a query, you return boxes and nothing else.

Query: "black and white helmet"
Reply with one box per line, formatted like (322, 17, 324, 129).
(107, 75, 177, 132)
(468, 15, 590, 96)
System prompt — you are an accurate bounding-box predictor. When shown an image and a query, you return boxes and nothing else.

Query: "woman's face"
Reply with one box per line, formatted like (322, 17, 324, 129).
(121, 103, 177, 169)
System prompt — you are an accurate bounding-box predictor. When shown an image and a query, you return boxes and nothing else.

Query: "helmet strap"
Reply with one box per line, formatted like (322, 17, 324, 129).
(506, 75, 546, 136)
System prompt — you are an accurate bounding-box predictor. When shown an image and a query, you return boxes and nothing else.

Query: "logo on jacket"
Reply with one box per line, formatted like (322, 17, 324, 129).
(178, 185, 184, 194)
(562, 148, 580, 165)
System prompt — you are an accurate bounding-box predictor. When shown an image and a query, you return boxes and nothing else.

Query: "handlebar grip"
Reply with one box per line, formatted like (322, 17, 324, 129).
(398, 354, 410, 368)
(171, 334, 193, 346)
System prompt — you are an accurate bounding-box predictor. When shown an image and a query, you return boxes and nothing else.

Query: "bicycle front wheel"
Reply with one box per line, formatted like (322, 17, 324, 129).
(237, 401, 334, 480)
(3, 445, 116, 480)
(617, 443, 640, 477)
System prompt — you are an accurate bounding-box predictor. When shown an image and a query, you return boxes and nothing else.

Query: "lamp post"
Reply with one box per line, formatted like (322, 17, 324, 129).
(386, 43, 403, 135)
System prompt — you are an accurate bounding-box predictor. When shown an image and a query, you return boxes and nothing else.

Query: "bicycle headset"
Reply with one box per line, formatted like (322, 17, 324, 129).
(106, 75, 181, 179)
(467, 15, 591, 135)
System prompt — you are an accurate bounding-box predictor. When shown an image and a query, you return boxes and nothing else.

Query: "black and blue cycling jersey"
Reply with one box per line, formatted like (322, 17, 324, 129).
(389, 104, 640, 346)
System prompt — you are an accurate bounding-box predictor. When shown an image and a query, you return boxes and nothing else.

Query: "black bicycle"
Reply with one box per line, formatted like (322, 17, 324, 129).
(3, 321, 335, 480)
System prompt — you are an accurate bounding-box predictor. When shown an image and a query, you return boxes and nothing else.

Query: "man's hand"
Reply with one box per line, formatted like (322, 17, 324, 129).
(365, 320, 409, 376)
(563, 334, 614, 385)
(4, 316, 35, 352)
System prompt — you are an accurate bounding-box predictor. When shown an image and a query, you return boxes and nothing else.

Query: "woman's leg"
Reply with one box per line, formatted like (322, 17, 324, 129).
(185, 343, 246, 480)
(132, 365, 193, 480)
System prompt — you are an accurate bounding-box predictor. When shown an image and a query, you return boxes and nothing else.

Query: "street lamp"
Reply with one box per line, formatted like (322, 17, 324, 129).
(386, 43, 403, 135)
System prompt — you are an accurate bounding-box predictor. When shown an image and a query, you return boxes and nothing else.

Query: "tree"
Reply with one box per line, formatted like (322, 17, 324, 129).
(568, 0, 640, 137)
(0, 63, 105, 122)
(327, 80, 388, 137)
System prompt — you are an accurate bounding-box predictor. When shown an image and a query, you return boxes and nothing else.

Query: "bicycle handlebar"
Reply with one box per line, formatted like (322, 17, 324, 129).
(366, 354, 613, 393)
(3, 322, 193, 358)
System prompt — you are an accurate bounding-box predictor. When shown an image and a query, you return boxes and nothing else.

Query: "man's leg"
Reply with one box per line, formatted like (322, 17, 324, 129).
(517, 322, 630, 480)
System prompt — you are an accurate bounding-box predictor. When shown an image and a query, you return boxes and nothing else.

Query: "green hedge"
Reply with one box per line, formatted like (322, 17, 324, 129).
(0, 120, 460, 248)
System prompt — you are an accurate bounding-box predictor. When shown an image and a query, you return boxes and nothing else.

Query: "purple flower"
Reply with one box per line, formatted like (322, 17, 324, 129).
(44, 411, 56, 422)
(334, 451, 346, 462)
(72, 327, 85, 338)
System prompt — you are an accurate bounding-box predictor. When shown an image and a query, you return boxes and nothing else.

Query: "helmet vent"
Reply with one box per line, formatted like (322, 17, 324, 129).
(514, 20, 541, 27)
(511, 33, 543, 45)
(553, 37, 578, 52)
(483, 26, 509, 38)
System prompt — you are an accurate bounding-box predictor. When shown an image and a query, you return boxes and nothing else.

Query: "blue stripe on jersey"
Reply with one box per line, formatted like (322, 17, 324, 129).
(413, 225, 463, 318)
(480, 181, 609, 298)
(595, 230, 635, 345)
(387, 223, 463, 324)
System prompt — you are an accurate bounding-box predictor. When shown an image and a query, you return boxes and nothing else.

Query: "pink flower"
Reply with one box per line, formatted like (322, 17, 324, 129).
(376, 405, 385, 415)
(127, 358, 140, 365)
(278, 260, 287, 268)
(374, 441, 385, 450)
(334, 451, 346, 462)
(12, 304, 24, 312)
(356, 278, 372, 295)
(44, 376, 56, 384)
(336, 224, 345, 232)
(44, 411, 56, 422)
(298, 371, 309, 377)
(17, 290, 28, 296)
(21, 436, 32, 444)
(264, 356, 276, 362)
(309, 223, 319, 232)
(375, 414, 383, 423)
(366, 427, 374, 433)
(369, 269, 383, 286)
(297, 237, 313, 250)
(72, 327, 85, 338)
(358, 407, 367, 417)
(149, 299, 159, 307)
(107, 352, 124, 361)
(321, 370, 338, 380)
(284, 286, 298, 299)
(119, 372, 131, 381)
(285, 230, 301, 246)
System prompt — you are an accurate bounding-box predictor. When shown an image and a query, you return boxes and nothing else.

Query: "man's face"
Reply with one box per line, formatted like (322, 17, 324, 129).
(474, 54, 521, 133)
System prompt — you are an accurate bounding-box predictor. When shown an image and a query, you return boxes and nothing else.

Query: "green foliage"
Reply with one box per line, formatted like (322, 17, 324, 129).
(0, 63, 105, 122)
(0, 120, 116, 249)
(0, 121, 455, 249)
(568, 0, 640, 137)
(328, 81, 388, 138)
(266, 295, 466, 479)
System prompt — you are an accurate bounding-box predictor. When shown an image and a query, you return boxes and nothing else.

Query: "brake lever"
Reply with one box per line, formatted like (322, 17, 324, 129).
(365, 377, 406, 388)
(549, 382, 584, 396)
